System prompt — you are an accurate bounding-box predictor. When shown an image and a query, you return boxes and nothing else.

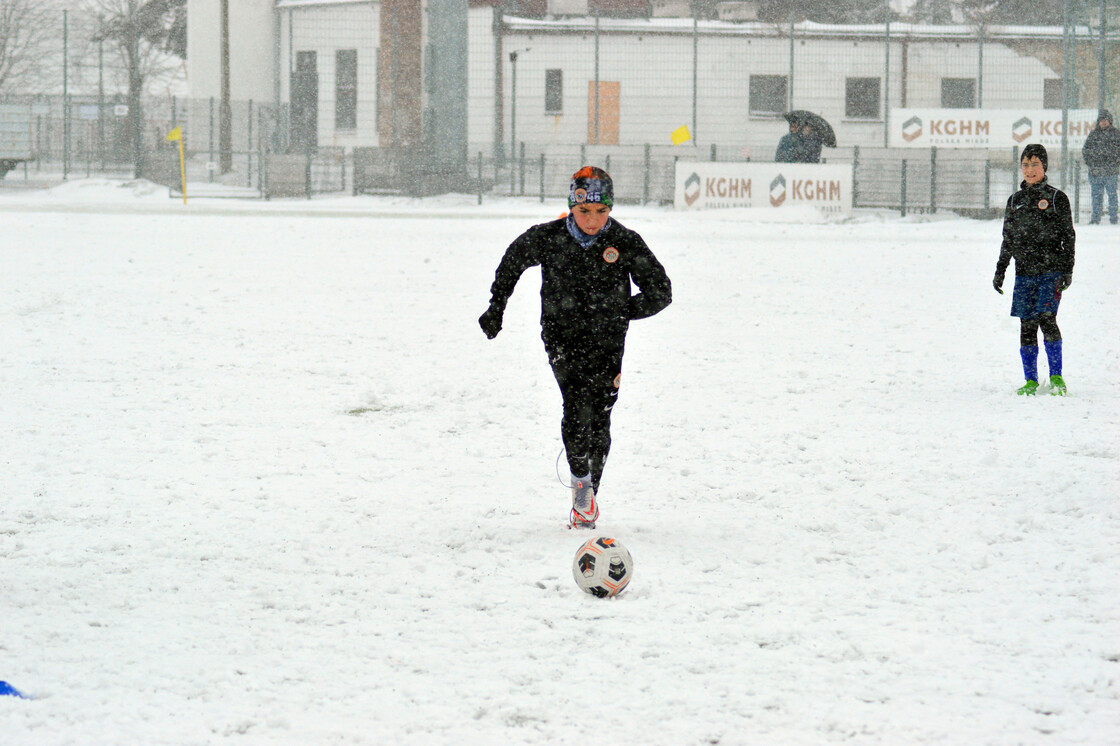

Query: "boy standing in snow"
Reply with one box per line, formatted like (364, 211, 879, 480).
(993, 144, 1075, 395)
(479, 167, 672, 528)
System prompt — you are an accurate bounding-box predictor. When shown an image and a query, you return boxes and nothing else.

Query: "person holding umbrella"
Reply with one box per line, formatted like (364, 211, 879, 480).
(797, 122, 823, 163)
(778, 111, 836, 164)
(775, 120, 803, 163)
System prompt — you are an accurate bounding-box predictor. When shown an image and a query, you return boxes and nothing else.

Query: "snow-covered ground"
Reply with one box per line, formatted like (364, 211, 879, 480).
(2, 180, 1118, 745)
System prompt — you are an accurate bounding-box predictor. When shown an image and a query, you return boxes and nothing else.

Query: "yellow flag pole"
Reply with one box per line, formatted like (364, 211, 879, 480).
(165, 127, 187, 204)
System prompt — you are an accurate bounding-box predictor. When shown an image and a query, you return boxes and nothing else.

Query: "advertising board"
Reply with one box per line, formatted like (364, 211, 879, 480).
(674, 162, 853, 214)
(889, 108, 1100, 149)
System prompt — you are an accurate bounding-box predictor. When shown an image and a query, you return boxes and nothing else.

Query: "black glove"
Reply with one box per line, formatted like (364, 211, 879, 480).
(993, 272, 1005, 295)
(479, 304, 503, 339)
(1057, 274, 1072, 292)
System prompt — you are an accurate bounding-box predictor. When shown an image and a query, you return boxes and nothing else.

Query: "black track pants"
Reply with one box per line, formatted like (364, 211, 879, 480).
(547, 337, 624, 492)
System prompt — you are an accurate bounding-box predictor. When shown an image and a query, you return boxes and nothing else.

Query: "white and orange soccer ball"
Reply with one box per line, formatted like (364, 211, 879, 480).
(572, 537, 633, 597)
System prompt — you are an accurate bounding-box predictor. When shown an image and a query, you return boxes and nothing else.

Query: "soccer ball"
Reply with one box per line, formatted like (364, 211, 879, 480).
(573, 537, 633, 597)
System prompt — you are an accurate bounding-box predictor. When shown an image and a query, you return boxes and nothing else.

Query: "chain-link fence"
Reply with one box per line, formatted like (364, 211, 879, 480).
(3, 5, 1118, 216)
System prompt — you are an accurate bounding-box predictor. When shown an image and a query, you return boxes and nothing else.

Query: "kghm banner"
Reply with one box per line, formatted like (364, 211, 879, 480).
(674, 162, 853, 213)
(889, 109, 1100, 149)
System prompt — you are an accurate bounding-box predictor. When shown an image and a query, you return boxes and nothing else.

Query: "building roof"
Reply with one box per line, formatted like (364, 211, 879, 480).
(275, 0, 373, 8)
(503, 15, 1085, 41)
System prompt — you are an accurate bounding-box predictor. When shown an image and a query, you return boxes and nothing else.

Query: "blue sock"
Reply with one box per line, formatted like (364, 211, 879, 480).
(1044, 340, 1062, 377)
(1020, 345, 1039, 382)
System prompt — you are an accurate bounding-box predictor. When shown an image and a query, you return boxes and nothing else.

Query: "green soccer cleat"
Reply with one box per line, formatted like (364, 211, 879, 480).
(1049, 375, 1067, 396)
(1017, 380, 1039, 396)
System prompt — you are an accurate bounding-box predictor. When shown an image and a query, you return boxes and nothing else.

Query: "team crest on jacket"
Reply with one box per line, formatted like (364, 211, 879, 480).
(603, 247, 619, 263)
(1038, 199, 1049, 210)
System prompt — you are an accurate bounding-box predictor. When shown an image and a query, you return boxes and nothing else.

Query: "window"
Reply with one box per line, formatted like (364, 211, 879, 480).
(941, 78, 976, 109)
(1043, 78, 1064, 109)
(545, 69, 563, 115)
(749, 75, 787, 116)
(845, 77, 880, 119)
(336, 49, 358, 130)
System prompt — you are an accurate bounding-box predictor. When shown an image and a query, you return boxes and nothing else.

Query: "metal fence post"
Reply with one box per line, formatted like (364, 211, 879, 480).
(852, 145, 860, 208)
(1012, 145, 1020, 194)
(901, 160, 908, 217)
(1073, 160, 1081, 222)
(305, 149, 312, 199)
(710, 143, 717, 161)
(209, 97, 215, 182)
(519, 141, 525, 195)
(259, 107, 267, 198)
(248, 99, 254, 188)
(984, 157, 991, 211)
(539, 152, 545, 202)
(478, 151, 484, 205)
(930, 146, 937, 214)
(643, 143, 651, 205)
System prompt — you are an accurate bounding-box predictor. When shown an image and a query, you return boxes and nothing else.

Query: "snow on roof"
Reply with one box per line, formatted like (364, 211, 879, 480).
(275, 0, 372, 8)
(503, 15, 1081, 41)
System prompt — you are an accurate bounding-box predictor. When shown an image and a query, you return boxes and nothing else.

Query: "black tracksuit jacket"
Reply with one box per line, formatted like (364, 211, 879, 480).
(486, 217, 672, 351)
(997, 179, 1076, 279)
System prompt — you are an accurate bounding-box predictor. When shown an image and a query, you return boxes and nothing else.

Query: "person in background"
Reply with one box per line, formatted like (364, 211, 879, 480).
(478, 167, 672, 528)
(993, 144, 1076, 396)
(775, 120, 802, 163)
(1081, 109, 1120, 225)
(797, 123, 823, 164)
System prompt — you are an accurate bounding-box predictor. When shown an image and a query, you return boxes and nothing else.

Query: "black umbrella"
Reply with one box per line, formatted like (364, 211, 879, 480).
(783, 110, 837, 148)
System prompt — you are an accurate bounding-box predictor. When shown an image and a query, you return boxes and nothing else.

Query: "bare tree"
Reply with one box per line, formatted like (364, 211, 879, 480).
(81, 0, 183, 175)
(0, 0, 60, 94)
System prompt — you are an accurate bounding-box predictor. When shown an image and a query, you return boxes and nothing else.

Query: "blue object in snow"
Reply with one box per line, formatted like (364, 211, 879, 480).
(0, 681, 27, 698)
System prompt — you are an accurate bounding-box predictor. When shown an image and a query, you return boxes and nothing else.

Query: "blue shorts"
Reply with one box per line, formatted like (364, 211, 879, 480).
(1010, 272, 1063, 319)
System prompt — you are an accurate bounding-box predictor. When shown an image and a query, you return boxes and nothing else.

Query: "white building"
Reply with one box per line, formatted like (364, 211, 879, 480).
(186, 1, 1086, 161)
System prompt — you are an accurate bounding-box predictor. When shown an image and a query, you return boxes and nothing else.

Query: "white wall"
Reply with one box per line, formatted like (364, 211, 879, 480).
(467, 7, 498, 155)
(187, 0, 277, 103)
(187, 6, 1070, 160)
(279, 3, 381, 147)
(481, 22, 1068, 157)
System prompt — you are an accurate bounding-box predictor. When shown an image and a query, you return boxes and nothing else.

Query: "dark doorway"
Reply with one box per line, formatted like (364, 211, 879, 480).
(292, 51, 319, 151)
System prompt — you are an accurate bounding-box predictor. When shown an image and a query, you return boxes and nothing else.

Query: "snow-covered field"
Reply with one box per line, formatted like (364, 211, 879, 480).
(2, 180, 1118, 745)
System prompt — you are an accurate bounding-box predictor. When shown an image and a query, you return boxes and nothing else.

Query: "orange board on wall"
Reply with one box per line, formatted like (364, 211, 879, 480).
(587, 81, 620, 145)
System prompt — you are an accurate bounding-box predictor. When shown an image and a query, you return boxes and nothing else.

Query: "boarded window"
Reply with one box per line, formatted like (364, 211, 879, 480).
(1043, 78, 1064, 109)
(545, 69, 563, 115)
(749, 75, 787, 116)
(845, 78, 880, 119)
(336, 49, 358, 130)
(941, 78, 976, 109)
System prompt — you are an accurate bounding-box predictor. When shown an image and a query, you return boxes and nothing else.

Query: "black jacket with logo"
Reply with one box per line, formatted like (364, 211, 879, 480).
(486, 217, 672, 348)
(997, 179, 1076, 278)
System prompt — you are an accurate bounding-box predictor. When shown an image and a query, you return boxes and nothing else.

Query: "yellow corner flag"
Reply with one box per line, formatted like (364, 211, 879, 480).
(166, 127, 187, 204)
(670, 124, 692, 146)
